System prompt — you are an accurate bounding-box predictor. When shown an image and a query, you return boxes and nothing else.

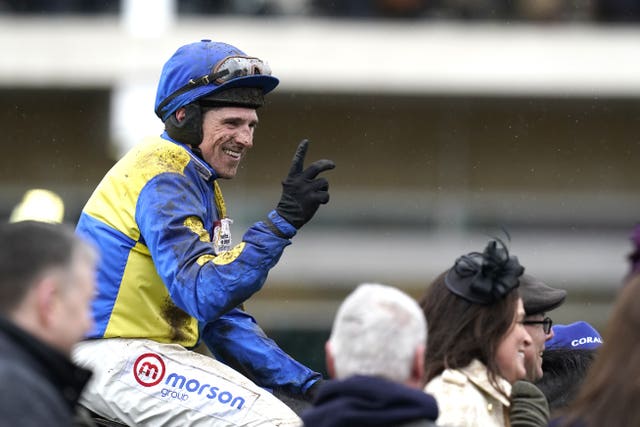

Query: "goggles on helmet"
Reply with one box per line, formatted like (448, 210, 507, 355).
(155, 55, 272, 118)
(212, 56, 272, 84)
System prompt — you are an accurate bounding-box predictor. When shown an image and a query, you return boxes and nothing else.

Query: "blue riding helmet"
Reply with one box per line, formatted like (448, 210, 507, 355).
(154, 39, 280, 122)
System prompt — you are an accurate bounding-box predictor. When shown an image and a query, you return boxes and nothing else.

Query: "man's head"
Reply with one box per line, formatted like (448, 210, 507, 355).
(536, 322, 602, 413)
(326, 283, 426, 388)
(519, 273, 567, 381)
(546, 321, 602, 351)
(0, 221, 97, 355)
(154, 40, 279, 179)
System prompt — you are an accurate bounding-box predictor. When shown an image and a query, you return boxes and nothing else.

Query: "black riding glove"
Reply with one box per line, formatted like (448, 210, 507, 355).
(276, 139, 335, 229)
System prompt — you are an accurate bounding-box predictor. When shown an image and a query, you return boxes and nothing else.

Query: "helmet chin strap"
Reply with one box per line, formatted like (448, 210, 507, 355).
(190, 145, 205, 162)
(164, 103, 203, 147)
(163, 103, 209, 164)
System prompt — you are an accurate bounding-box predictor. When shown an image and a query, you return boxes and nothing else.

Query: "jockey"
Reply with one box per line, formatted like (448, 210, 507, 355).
(73, 39, 334, 426)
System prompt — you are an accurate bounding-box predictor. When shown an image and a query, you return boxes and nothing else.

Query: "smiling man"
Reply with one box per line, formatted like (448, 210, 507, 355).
(73, 40, 335, 426)
(519, 274, 567, 382)
(509, 274, 566, 427)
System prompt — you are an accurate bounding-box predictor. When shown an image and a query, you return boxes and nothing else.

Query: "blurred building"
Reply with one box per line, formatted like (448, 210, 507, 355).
(1, 0, 638, 371)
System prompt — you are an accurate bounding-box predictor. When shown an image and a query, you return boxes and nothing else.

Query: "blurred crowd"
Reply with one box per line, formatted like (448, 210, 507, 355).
(0, 0, 639, 23)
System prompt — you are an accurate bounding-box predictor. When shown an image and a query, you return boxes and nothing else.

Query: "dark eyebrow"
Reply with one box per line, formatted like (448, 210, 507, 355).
(222, 116, 244, 125)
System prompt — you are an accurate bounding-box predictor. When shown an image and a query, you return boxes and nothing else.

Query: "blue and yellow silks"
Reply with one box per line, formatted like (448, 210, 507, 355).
(76, 134, 320, 394)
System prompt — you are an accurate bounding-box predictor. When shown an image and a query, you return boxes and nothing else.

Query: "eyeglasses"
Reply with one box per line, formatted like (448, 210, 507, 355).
(156, 55, 272, 118)
(522, 317, 553, 334)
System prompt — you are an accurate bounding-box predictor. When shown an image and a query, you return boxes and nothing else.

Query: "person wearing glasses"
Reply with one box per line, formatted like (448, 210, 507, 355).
(420, 239, 533, 427)
(518, 274, 567, 383)
(72, 40, 335, 426)
(507, 274, 566, 427)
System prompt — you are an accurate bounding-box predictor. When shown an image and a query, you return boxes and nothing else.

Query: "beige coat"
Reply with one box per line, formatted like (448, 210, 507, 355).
(425, 359, 512, 427)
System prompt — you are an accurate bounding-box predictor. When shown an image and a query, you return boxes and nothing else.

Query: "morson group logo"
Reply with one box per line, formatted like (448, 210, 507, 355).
(134, 353, 166, 387)
(130, 352, 247, 411)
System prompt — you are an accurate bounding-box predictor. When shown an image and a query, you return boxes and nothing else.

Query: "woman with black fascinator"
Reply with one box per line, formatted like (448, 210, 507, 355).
(419, 239, 532, 427)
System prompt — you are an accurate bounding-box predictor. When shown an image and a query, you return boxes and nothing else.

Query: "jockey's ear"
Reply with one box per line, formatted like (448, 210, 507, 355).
(325, 341, 336, 379)
(410, 344, 426, 388)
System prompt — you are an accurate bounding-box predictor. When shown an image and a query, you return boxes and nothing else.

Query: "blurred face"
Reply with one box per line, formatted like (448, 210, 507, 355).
(523, 313, 554, 381)
(495, 298, 532, 384)
(199, 106, 258, 179)
(49, 251, 96, 355)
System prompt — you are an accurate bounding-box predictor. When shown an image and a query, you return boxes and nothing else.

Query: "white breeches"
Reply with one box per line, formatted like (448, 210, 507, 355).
(72, 339, 301, 427)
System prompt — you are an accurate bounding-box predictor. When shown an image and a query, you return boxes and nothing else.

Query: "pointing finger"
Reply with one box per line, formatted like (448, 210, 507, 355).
(288, 139, 309, 176)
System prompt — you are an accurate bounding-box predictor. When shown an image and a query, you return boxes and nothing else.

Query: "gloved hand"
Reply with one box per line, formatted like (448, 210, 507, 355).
(276, 140, 335, 229)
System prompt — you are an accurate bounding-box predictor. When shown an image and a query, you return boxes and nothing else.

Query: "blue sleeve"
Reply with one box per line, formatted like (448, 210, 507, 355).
(200, 308, 322, 396)
(136, 172, 295, 322)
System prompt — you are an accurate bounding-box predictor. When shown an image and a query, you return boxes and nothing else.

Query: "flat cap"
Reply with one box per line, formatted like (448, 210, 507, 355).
(519, 273, 567, 315)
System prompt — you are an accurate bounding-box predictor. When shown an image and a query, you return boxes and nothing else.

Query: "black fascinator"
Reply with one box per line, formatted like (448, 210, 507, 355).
(445, 239, 524, 305)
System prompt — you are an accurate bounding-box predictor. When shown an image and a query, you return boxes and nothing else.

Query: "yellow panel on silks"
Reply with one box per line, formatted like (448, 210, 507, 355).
(83, 137, 191, 241)
(104, 241, 199, 347)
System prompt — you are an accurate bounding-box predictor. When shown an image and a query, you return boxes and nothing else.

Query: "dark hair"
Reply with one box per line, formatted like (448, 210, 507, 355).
(535, 348, 596, 414)
(560, 275, 640, 426)
(0, 221, 80, 313)
(420, 270, 519, 396)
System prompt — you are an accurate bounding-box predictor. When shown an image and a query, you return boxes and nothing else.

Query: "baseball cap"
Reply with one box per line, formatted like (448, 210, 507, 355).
(519, 274, 567, 315)
(546, 321, 603, 350)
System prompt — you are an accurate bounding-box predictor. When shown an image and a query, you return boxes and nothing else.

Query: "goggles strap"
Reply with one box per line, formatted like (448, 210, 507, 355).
(155, 69, 229, 118)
